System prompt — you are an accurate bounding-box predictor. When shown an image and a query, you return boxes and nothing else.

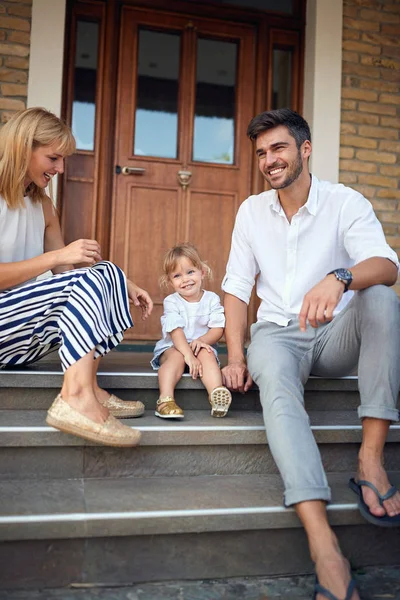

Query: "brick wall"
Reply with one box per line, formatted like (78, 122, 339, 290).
(0, 0, 31, 124)
(340, 0, 400, 294)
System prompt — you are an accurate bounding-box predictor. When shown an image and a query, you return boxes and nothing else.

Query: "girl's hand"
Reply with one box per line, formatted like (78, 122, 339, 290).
(190, 339, 213, 356)
(127, 280, 153, 320)
(184, 353, 203, 379)
(55, 239, 102, 266)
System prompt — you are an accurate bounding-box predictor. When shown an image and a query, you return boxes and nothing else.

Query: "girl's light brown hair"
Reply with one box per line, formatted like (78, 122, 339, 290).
(0, 107, 76, 209)
(160, 243, 212, 289)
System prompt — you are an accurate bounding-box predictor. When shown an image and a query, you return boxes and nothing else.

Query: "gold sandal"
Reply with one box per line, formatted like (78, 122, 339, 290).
(155, 396, 184, 419)
(209, 386, 232, 418)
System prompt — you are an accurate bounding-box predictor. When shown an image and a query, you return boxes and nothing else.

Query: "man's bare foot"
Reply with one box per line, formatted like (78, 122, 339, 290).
(315, 553, 359, 600)
(358, 459, 400, 518)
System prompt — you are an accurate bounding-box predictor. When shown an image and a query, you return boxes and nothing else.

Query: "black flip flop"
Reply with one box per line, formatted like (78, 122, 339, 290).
(349, 477, 400, 527)
(313, 575, 356, 600)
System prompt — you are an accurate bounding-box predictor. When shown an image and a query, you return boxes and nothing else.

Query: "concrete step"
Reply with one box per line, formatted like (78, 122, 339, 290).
(1, 409, 400, 480)
(0, 472, 399, 589)
(0, 364, 365, 411)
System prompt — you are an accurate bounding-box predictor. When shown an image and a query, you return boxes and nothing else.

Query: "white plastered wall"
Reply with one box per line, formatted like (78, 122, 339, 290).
(26, 0, 343, 185)
(303, 0, 343, 183)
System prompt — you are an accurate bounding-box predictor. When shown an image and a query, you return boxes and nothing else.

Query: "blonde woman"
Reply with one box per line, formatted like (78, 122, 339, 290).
(0, 107, 153, 446)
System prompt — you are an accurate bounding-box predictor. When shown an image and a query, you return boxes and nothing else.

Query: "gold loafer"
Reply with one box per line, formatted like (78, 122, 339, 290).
(209, 386, 232, 418)
(155, 396, 184, 419)
(99, 393, 145, 418)
(46, 394, 141, 447)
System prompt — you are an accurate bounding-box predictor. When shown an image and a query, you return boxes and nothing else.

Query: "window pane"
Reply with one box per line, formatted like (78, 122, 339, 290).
(71, 21, 99, 151)
(181, 0, 294, 15)
(272, 49, 293, 109)
(134, 29, 180, 159)
(193, 38, 237, 165)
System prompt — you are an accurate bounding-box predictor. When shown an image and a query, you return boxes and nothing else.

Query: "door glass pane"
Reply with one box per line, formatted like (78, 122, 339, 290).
(272, 48, 293, 109)
(134, 29, 180, 159)
(193, 38, 237, 165)
(181, 0, 294, 14)
(71, 20, 99, 151)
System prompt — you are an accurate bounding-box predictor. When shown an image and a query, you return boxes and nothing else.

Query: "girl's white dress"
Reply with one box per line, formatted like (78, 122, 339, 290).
(151, 290, 225, 369)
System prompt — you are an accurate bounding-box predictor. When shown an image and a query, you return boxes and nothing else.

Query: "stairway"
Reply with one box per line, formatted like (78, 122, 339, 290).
(0, 351, 399, 590)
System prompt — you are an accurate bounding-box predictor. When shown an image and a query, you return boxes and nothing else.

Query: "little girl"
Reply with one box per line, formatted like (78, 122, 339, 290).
(151, 243, 232, 419)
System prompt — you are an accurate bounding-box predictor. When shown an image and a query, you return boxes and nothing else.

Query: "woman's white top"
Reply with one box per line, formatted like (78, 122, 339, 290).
(0, 195, 45, 263)
(151, 290, 225, 368)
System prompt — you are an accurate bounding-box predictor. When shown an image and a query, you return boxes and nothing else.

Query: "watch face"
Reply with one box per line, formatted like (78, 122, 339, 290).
(336, 268, 352, 282)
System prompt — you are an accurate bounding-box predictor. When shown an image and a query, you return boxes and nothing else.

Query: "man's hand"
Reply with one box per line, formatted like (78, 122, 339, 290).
(127, 280, 153, 320)
(299, 275, 345, 331)
(222, 360, 253, 393)
(190, 339, 213, 356)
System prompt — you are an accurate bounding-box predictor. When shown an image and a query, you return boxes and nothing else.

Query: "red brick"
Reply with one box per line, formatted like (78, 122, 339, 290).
(0, 43, 29, 57)
(0, 67, 28, 83)
(340, 146, 355, 159)
(382, 45, 400, 59)
(342, 61, 380, 79)
(360, 8, 400, 23)
(380, 212, 400, 224)
(381, 116, 400, 128)
(382, 3, 400, 14)
(342, 51, 359, 63)
(343, 40, 381, 55)
(340, 159, 377, 174)
(380, 165, 400, 177)
(343, 17, 380, 31)
(379, 93, 400, 105)
(343, 29, 360, 41)
(359, 79, 398, 93)
(4, 56, 29, 69)
(378, 189, 400, 200)
(0, 16, 30, 31)
(379, 140, 400, 153)
(7, 31, 30, 45)
(1, 82, 27, 96)
(339, 172, 358, 184)
(359, 125, 398, 140)
(0, 110, 18, 123)
(342, 87, 377, 102)
(343, 4, 359, 18)
(352, 184, 376, 199)
(358, 174, 398, 187)
(341, 99, 358, 110)
(360, 56, 400, 71)
(341, 123, 357, 135)
(342, 111, 379, 125)
(6, 4, 31, 17)
(341, 134, 378, 148)
(362, 32, 400, 47)
(358, 102, 396, 116)
(381, 24, 400, 35)
(356, 150, 396, 164)
(0, 97, 25, 110)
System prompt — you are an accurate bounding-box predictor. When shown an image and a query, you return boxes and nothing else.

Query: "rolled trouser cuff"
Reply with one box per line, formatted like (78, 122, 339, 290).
(284, 485, 332, 508)
(358, 405, 399, 423)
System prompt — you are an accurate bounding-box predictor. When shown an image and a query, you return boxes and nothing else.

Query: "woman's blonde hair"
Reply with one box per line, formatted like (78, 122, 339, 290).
(160, 243, 212, 289)
(0, 107, 76, 209)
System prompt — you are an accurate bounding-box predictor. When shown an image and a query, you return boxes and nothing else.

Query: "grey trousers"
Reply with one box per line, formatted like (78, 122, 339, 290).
(246, 285, 400, 507)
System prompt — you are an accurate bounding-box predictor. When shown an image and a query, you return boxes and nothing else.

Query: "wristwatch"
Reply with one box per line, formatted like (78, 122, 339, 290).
(327, 268, 353, 292)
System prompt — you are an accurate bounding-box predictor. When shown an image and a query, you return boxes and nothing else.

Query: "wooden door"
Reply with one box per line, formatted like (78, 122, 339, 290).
(110, 6, 256, 339)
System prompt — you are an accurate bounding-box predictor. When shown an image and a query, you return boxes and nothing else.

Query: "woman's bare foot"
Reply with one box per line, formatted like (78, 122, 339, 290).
(315, 553, 359, 600)
(60, 388, 109, 423)
(358, 457, 400, 518)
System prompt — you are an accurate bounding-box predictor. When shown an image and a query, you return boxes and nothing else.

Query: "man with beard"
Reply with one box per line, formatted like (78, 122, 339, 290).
(221, 109, 400, 600)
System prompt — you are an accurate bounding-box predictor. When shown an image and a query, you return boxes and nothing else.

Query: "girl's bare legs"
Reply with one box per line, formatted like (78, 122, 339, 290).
(158, 347, 186, 399)
(197, 348, 223, 394)
(91, 355, 112, 404)
(60, 350, 109, 423)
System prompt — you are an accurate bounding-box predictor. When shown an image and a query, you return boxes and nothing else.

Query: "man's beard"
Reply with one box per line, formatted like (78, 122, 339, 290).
(264, 150, 303, 190)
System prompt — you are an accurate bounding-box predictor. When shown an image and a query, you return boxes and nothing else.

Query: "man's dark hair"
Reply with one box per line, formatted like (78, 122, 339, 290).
(247, 109, 311, 148)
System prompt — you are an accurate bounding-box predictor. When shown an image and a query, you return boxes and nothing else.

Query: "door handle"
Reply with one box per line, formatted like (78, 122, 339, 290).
(116, 165, 146, 175)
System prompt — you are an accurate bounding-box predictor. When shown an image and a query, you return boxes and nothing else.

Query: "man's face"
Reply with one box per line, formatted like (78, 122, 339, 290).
(255, 125, 310, 190)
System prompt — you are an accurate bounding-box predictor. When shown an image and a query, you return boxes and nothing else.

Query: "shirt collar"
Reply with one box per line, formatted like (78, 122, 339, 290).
(268, 174, 319, 217)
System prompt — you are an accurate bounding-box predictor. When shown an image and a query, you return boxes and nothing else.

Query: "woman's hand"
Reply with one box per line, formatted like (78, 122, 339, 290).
(127, 280, 153, 320)
(184, 352, 203, 379)
(190, 339, 213, 356)
(54, 239, 102, 267)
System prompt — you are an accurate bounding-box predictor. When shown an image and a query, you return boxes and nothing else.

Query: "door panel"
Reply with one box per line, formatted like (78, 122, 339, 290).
(110, 6, 256, 339)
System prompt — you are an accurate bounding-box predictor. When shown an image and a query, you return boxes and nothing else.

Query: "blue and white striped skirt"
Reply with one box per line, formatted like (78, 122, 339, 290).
(0, 261, 133, 372)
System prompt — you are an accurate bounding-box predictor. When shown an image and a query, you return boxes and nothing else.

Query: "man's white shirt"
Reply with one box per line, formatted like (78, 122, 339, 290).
(222, 175, 399, 326)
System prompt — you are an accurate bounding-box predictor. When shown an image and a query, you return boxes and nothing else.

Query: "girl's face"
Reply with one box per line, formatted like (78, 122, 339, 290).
(169, 256, 205, 302)
(24, 143, 65, 189)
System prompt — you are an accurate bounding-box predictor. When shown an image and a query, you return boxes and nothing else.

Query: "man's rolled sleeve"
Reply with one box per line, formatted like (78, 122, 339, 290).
(342, 192, 400, 271)
(222, 202, 259, 304)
